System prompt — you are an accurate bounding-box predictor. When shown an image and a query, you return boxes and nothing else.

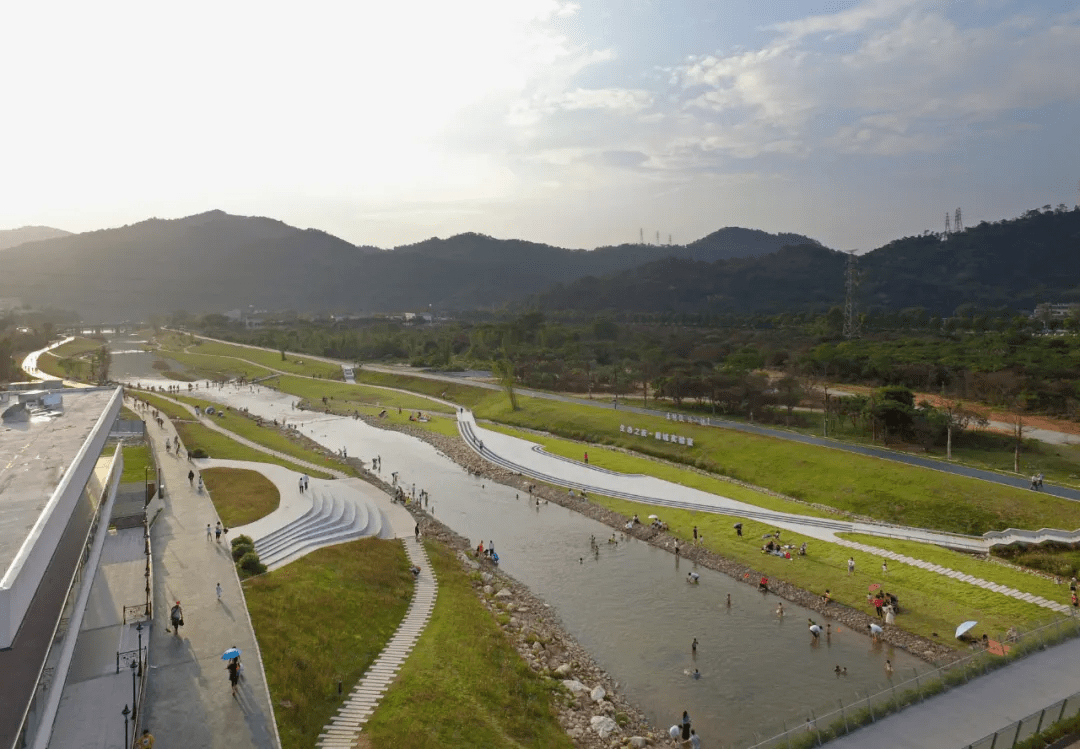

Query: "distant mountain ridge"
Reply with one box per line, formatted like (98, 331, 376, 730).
(0, 225, 71, 251)
(0, 211, 819, 319)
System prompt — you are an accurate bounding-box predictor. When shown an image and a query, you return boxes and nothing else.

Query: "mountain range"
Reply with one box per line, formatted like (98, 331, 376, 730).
(0, 211, 818, 320)
(0, 226, 71, 251)
(1, 206, 1076, 321)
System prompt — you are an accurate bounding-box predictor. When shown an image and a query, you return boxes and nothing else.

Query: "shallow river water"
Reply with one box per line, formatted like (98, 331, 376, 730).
(113, 340, 927, 746)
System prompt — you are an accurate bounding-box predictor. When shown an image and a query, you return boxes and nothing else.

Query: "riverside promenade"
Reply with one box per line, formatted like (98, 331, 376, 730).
(138, 403, 280, 749)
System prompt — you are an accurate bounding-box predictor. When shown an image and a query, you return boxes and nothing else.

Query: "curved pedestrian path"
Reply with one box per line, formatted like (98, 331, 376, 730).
(316, 536, 437, 748)
(459, 410, 1073, 615)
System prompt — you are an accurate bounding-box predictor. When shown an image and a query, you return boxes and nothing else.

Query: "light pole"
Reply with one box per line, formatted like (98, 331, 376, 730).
(144, 465, 149, 507)
(136, 622, 143, 676)
(122, 705, 130, 749)
(130, 659, 137, 727)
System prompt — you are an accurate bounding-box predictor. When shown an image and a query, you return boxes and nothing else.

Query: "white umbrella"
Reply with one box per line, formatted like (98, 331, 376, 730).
(648, 515, 659, 520)
(955, 621, 978, 639)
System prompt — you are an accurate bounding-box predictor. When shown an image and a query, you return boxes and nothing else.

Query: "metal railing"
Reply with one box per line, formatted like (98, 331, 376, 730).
(963, 692, 1080, 749)
(737, 614, 1080, 749)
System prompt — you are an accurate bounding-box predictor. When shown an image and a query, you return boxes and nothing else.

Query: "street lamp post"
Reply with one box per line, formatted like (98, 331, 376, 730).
(122, 705, 130, 749)
(130, 659, 138, 728)
(136, 622, 143, 676)
(144, 465, 149, 507)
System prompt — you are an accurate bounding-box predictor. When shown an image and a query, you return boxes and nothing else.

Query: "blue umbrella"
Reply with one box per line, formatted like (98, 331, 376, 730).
(222, 647, 241, 660)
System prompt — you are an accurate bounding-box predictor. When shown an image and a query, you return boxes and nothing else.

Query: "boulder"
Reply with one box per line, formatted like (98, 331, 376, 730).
(482, 585, 494, 596)
(590, 685, 607, 702)
(590, 715, 618, 738)
(481, 571, 493, 583)
(562, 679, 588, 694)
(495, 588, 513, 599)
(458, 552, 479, 569)
(554, 663, 573, 677)
(628, 737, 650, 748)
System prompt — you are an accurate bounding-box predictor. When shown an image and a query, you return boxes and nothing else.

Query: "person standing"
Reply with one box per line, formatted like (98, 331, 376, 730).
(693, 526, 698, 542)
(216, 582, 223, 601)
(215, 522, 222, 543)
(881, 560, 888, 575)
(584, 452, 589, 464)
(414, 523, 420, 540)
(847, 557, 855, 575)
(206, 523, 212, 540)
(138, 729, 155, 748)
(681, 710, 692, 741)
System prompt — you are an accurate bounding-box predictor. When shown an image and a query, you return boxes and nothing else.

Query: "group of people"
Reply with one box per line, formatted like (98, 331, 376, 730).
(1030, 473, 1045, 490)
(668, 710, 701, 748)
(870, 591, 900, 624)
(476, 539, 499, 564)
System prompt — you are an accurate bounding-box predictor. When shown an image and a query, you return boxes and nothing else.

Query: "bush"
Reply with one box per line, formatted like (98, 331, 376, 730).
(231, 534, 254, 549)
(190, 448, 208, 459)
(238, 551, 267, 576)
(232, 542, 255, 561)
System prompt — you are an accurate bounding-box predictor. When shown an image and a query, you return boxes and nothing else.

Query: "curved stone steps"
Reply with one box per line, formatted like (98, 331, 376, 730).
(256, 491, 354, 558)
(316, 537, 437, 748)
(260, 507, 383, 571)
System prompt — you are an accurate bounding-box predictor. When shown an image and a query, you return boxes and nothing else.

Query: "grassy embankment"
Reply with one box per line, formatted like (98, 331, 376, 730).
(152, 336, 1080, 535)
(202, 467, 280, 527)
(167, 392, 348, 476)
(242, 539, 413, 749)
(34, 336, 103, 381)
(158, 331, 343, 379)
(486, 425, 1056, 644)
(362, 541, 574, 749)
(994, 545, 1080, 581)
(120, 443, 156, 485)
(153, 347, 274, 381)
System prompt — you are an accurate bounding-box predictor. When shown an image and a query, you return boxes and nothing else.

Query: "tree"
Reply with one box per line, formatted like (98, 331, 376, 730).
(775, 375, 803, 426)
(91, 345, 111, 384)
(491, 354, 518, 411)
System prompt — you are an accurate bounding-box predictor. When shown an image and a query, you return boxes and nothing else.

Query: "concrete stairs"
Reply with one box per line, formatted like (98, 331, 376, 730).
(255, 488, 391, 570)
(316, 537, 437, 748)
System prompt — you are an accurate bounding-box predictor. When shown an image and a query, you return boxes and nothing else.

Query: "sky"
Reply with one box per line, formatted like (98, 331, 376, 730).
(1, 0, 1078, 252)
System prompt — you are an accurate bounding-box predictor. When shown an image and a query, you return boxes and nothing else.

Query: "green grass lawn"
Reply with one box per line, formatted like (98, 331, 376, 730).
(118, 405, 141, 421)
(274, 374, 456, 414)
(243, 538, 413, 749)
(132, 391, 191, 421)
(583, 492, 1053, 647)
(51, 336, 105, 357)
(994, 545, 1080, 581)
(168, 393, 347, 475)
(202, 467, 280, 527)
(839, 533, 1069, 605)
(173, 421, 332, 478)
(120, 444, 155, 485)
(159, 334, 343, 379)
(474, 392, 1080, 536)
(157, 348, 274, 381)
(484, 423, 840, 520)
(362, 541, 574, 749)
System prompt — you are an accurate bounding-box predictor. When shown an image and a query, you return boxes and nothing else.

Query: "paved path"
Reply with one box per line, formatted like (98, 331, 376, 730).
(138, 403, 280, 749)
(176, 331, 1080, 500)
(459, 411, 1073, 615)
(316, 537, 437, 748)
(822, 635, 1080, 749)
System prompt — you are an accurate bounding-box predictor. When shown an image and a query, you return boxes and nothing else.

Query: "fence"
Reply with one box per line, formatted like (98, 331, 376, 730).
(963, 692, 1080, 749)
(737, 613, 1080, 749)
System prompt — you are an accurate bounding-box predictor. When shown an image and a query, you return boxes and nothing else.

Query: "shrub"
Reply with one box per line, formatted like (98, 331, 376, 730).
(232, 542, 255, 561)
(231, 534, 254, 549)
(190, 448, 208, 459)
(238, 551, 267, 576)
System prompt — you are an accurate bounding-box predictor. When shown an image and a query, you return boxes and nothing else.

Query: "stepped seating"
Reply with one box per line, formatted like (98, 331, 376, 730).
(253, 487, 390, 570)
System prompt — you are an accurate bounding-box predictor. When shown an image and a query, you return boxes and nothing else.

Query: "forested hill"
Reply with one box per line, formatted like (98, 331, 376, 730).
(0, 226, 71, 250)
(0, 210, 818, 319)
(533, 207, 1080, 316)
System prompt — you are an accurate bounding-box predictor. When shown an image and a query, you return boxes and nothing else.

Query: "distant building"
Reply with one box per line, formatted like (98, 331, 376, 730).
(0, 387, 123, 749)
(0, 297, 21, 312)
(1033, 303, 1079, 320)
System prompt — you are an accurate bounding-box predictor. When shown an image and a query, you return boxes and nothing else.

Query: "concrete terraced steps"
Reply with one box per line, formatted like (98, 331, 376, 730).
(316, 537, 437, 748)
(254, 488, 392, 570)
(834, 538, 1072, 614)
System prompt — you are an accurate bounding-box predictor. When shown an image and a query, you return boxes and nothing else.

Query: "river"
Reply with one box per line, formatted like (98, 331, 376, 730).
(112, 339, 927, 746)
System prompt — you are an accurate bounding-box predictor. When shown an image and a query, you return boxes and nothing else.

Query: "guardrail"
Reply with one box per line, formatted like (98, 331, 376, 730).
(738, 614, 1080, 749)
(963, 691, 1080, 748)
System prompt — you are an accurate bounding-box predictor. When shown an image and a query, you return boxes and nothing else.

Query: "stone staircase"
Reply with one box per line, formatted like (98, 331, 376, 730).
(255, 488, 393, 570)
(834, 538, 1072, 614)
(316, 537, 437, 747)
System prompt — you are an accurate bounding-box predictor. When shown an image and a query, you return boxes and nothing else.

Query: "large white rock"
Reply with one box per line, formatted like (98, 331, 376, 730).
(554, 663, 573, 677)
(590, 685, 607, 702)
(481, 571, 493, 583)
(482, 584, 494, 595)
(590, 715, 618, 738)
(628, 737, 650, 748)
(562, 679, 588, 694)
(495, 588, 513, 599)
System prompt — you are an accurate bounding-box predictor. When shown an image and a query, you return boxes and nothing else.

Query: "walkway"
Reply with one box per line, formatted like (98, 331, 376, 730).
(316, 536, 437, 748)
(138, 402, 280, 749)
(178, 331, 1080, 501)
(459, 411, 1072, 615)
(823, 635, 1080, 749)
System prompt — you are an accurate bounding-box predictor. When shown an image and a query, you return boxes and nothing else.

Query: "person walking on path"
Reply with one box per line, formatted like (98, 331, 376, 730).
(206, 523, 212, 540)
(584, 451, 589, 464)
(216, 582, 223, 601)
(197, 475, 203, 493)
(303, 474, 309, 492)
(227, 659, 240, 697)
(298, 477, 304, 494)
(847, 557, 855, 575)
(215, 522, 222, 543)
(169, 601, 183, 636)
(414, 523, 420, 540)
(188, 469, 195, 486)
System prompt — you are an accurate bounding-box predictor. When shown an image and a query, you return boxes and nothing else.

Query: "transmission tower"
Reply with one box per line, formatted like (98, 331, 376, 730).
(944, 212, 951, 234)
(668, 234, 672, 246)
(954, 207, 963, 232)
(843, 251, 861, 339)
(656, 230, 660, 245)
(639, 228, 644, 244)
